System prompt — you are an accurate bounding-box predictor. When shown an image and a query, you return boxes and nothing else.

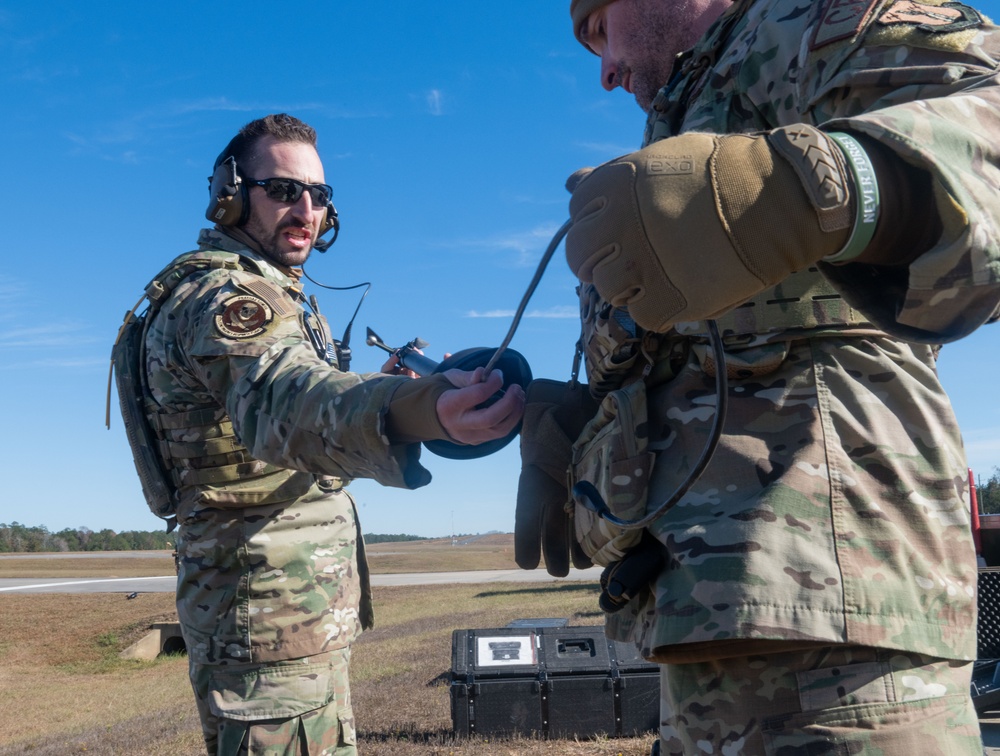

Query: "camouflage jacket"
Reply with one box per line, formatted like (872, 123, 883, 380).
(596, 0, 1000, 663)
(148, 229, 425, 665)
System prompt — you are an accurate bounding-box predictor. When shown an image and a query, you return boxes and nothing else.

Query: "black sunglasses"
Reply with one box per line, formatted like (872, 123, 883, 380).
(247, 177, 333, 206)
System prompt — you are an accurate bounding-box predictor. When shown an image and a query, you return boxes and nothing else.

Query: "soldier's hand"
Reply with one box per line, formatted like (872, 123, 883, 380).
(566, 126, 875, 332)
(515, 379, 596, 577)
(380, 353, 419, 378)
(436, 367, 525, 445)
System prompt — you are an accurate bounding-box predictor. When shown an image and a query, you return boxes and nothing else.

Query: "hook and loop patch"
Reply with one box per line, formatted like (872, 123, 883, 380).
(877, 1, 982, 33)
(215, 294, 274, 339)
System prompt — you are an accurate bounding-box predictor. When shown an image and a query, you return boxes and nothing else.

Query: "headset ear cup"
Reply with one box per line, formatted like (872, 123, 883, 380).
(205, 157, 246, 226)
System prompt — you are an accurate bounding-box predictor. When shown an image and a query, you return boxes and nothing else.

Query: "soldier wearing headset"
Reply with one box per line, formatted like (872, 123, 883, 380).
(120, 113, 524, 755)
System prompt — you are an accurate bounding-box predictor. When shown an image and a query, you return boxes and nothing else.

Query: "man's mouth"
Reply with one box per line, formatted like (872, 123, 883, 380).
(283, 226, 312, 249)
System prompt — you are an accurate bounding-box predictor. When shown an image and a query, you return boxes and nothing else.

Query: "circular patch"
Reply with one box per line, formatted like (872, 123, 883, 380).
(215, 294, 273, 339)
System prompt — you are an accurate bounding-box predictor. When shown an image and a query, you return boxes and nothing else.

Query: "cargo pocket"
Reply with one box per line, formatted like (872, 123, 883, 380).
(569, 379, 654, 566)
(300, 704, 357, 751)
(761, 694, 981, 755)
(209, 660, 337, 756)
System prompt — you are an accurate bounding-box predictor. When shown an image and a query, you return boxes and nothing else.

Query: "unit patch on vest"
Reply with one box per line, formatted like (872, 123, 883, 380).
(877, 1, 981, 32)
(215, 294, 273, 339)
(811, 0, 881, 50)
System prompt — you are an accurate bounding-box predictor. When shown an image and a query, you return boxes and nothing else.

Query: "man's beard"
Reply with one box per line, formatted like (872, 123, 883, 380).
(629, 64, 667, 113)
(622, 0, 705, 112)
(240, 220, 314, 268)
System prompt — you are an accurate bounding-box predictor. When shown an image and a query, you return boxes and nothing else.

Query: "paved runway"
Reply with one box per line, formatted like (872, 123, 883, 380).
(0, 566, 605, 594)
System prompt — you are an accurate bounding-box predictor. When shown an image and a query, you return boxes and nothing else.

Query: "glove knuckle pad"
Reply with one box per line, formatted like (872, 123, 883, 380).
(767, 125, 852, 232)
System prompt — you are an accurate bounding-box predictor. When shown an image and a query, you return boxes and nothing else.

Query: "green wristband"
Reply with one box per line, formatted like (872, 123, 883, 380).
(825, 132, 880, 263)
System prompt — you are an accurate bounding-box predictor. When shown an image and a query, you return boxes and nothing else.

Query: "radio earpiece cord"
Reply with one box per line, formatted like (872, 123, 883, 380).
(485, 218, 728, 531)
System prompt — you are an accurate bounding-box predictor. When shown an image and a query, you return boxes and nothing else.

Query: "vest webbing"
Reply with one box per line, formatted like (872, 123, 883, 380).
(712, 267, 872, 339)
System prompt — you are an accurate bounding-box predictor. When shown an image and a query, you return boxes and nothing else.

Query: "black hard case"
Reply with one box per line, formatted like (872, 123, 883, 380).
(449, 625, 658, 738)
(972, 568, 1000, 712)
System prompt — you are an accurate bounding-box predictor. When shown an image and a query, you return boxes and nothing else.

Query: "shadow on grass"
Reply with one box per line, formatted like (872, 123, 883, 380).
(427, 670, 451, 686)
(473, 582, 601, 599)
(357, 728, 658, 756)
(359, 725, 457, 744)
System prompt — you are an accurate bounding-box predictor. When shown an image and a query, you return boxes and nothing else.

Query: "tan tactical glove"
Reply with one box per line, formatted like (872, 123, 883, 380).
(566, 126, 879, 332)
(515, 379, 598, 577)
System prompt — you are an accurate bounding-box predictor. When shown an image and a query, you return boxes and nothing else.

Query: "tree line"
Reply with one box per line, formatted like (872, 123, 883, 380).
(976, 468, 1000, 515)
(0, 522, 432, 553)
(7, 466, 997, 553)
(0, 523, 173, 553)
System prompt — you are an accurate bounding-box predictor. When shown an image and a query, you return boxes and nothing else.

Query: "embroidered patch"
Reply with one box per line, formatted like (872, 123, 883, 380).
(238, 278, 296, 318)
(215, 294, 273, 339)
(811, 0, 881, 50)
(877, 1, 982, 32)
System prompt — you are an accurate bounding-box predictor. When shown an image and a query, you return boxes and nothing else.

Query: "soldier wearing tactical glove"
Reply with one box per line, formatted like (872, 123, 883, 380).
(565, 125, 883, 332)
(560, 0, 1000, 753)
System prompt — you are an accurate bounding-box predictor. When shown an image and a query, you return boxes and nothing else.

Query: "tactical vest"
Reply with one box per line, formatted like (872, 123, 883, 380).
(108, 250, 330, 530)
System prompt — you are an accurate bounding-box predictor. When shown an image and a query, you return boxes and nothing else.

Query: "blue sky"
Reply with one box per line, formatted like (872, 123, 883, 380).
(2, 1, 998, 538)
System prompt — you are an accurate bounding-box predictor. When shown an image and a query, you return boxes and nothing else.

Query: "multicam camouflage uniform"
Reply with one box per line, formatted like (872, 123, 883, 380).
(145, 228, 429, 755)
(570, 0, 1000, 752)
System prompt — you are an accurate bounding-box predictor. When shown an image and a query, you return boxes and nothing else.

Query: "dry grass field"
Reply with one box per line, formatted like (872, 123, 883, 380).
(0, 538, 657, 756)
(0, 555, 177, 578)
(0, 534, 528, 580)
(364, 533, 531, 574)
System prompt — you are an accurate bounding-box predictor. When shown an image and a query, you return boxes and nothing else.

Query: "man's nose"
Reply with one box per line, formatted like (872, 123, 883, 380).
(600, 55, 617, 92)
(290, 191, 317, 221)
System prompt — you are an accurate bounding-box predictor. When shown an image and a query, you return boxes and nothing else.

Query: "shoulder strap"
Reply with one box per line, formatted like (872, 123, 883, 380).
(144, 250, 251, 304)
(105, 249, 257, 428)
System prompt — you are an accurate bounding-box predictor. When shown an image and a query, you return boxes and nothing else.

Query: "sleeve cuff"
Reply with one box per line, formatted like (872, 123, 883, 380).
(385, 373, 455, 444)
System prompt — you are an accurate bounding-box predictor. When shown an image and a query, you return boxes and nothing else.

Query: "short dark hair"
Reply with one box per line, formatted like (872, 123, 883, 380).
(214, 113, 318, 175)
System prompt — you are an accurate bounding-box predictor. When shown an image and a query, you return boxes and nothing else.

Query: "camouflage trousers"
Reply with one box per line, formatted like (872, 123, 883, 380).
(189, 647, 356, 756)
(657, 645, 983, 755)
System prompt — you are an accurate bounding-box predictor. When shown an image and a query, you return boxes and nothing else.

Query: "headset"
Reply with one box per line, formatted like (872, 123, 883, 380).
(205, 150, 340, 251)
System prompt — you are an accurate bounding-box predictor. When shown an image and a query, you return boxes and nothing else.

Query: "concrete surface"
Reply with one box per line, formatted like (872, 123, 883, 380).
(0, 566, 605, 594)
(119, 621, 185, 660)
